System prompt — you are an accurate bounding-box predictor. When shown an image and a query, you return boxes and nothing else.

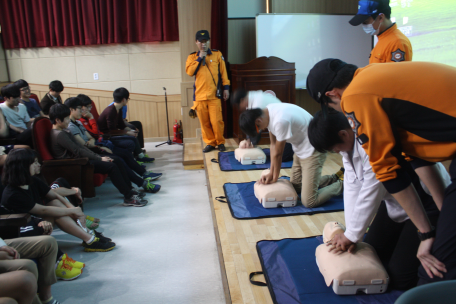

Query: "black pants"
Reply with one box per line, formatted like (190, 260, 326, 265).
(364, 202, 439, 290)
(109, 147, 146, 187)
(111, 134, 142, 156)
(8, 127, 33, 147)
(127, 121, 144, 148)
(90, 156, 133, 198)
(418, 159, 456, 285)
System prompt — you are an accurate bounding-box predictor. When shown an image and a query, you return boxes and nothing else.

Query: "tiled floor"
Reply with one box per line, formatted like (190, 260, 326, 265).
(51, 142, 225, 304)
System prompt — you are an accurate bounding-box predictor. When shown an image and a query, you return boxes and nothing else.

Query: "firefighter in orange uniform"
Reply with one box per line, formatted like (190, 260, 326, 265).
(186, 30, 230, 153)
(349, 0, 412, 64)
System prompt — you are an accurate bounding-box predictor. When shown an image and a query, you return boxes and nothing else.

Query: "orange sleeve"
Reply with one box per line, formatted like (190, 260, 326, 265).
(186, 53, 202, 77)
(342, 94, 410, 193)
(384, 39, 413, 62)
(218, 52, 230, 88)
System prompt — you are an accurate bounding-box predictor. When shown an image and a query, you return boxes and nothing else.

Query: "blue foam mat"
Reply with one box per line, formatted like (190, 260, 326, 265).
(256, 236, 403, 304)
(220, 177, 344, 219)
(213, 148, 293, 171)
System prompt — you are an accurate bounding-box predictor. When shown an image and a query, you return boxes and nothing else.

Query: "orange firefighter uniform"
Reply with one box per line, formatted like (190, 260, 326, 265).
(186, 48, 230, 146)
(341, 61, 456, 194)
(370, 23, 413, 64)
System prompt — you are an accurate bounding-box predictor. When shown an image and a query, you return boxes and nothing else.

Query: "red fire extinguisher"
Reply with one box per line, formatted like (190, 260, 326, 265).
(173, 120, 183, 143)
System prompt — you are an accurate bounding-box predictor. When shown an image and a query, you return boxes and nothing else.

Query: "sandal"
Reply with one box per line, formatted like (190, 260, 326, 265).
(85, 218, 99, 230)
(86, 215, 100, 223)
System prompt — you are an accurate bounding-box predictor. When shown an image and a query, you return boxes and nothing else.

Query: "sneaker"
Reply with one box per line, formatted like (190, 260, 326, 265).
(61, 254, 85, 269)
(143, 171, 162, 181)
(93, 230, 112, 243)
(56, 260, 83, 280)
(144, 153, 150, 158)
(83, 237, 116, 252)
(218, 144, 226, 152)
(335, 167, 345, 181)
(137, 160, 145, 166)
(143, 180, 161, 194)
(139, 156, 155, 163)
(123, 195, 148, 207)
(141, 164, 146, 169)
(203, 145, 215, 153)
(132, 189, 147, 199)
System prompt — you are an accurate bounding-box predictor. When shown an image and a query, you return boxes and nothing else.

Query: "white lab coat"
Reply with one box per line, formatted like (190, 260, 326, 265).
(340, 141, 450, 243)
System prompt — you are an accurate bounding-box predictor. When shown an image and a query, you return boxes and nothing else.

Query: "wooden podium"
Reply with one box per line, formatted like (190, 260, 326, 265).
(230, 56, 296, 143)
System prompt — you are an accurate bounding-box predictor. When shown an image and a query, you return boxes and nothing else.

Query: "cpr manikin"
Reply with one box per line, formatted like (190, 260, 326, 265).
(316, 222, 389, 295)
(234, 140, 266, 165)
(254, 169, 298, 208)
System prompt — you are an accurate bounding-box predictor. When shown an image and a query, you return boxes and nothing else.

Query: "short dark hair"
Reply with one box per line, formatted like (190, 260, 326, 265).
(321, 61, 358, 107)
(49, 80, 64, 92)
(308, 109, 351, 153)
(1, 84, 20, 99)
(113, 87, 129, 103)
(14, 79, 29, 89)
(2, 148, 38, 187)
(239, 108, 263, 138)
(49, 103, 71, 124)
(231, 88, 247, 108)
(77, 94, 93, 107)
(64, 97, 82, 110)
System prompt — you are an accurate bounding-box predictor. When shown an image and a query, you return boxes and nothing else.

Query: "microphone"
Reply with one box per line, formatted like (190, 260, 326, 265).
(163, 87, 166, 91)
(201, 44, 207, 66)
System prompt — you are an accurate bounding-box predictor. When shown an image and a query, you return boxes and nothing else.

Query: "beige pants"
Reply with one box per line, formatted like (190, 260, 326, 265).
(290, 150, 343, 208)
(1, 236, 58, 287)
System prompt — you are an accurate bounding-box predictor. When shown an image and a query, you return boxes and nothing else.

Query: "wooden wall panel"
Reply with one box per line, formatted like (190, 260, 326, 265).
(228, 19, 256, 64)
(28, 83, 181, 140)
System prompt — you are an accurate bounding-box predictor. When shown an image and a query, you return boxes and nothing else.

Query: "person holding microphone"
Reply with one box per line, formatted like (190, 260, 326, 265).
(186, 30, 230, 153)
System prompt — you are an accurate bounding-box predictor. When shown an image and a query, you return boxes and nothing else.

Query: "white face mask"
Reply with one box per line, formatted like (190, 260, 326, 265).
(362, 22, 380, 35)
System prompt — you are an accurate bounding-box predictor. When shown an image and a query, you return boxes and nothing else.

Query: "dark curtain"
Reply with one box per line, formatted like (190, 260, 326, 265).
(0, 0, 179, 49)
(211, 0, 232, 138)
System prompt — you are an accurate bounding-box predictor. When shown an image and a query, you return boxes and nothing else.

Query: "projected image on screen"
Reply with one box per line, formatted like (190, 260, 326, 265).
(389, 0, 456, 67)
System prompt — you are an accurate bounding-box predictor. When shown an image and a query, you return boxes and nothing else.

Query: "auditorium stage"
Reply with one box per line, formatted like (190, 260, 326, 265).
(202, 138, 345, 304)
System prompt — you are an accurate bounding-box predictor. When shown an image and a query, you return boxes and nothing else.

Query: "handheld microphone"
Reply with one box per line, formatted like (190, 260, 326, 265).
(202, 44, 207, 66)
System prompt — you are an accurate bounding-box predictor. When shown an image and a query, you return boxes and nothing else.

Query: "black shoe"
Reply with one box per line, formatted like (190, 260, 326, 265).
(203, 145, 215, 153)
(83, 237, 116, 252)
(93, 230, 112, 243)
(218, 144, 226, 152)
(131, 190, 147, 198)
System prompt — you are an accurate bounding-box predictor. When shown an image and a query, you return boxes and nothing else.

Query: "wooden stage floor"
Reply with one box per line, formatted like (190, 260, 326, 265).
(202, 138, 345, 304)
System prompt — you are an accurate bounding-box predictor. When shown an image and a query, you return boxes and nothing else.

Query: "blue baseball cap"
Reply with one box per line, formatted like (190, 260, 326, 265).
(349, 0, 388, 26)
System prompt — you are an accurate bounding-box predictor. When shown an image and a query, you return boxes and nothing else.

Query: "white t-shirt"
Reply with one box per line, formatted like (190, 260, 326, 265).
(266, 103, 314, 159)
(0, 103, 30, 129)
(247, 91, 281, 110)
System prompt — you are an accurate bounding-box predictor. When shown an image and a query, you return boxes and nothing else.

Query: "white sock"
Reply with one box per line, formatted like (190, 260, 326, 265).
(86, 235, 95, 244)
(138, 152, 145, 158)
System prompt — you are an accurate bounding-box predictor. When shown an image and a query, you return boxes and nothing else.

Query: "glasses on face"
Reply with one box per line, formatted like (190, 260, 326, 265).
(86, 105, 93, 110)
(20, 87, 31, 92)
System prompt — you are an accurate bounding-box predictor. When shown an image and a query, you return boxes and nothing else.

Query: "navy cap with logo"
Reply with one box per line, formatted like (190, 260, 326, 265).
(306, 59, 347, 104)
(195, 30, 210, 41)
(349, 0, 390, 26)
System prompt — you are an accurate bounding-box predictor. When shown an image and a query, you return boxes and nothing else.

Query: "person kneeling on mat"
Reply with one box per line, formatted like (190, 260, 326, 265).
(308, 110, 451, 290)
(232, 89, 294, 162)
(239, 103, 343, 208)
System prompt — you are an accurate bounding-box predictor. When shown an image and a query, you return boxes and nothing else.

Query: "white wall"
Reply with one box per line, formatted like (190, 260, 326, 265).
(228, 0, 265, 18)
(0, 39, 9, 82)
(4, 42, 181, 95)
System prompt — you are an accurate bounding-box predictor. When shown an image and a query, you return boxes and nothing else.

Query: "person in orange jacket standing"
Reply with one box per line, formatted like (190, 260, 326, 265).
(349, 0, 412, 64)
(186, 30, 230, 153)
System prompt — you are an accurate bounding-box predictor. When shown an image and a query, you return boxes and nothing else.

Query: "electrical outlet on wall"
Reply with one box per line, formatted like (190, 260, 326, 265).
(93, 73, 99, 80)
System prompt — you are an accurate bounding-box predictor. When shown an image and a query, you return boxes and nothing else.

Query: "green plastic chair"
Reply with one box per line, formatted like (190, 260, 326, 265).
(395, 280, 456, 304)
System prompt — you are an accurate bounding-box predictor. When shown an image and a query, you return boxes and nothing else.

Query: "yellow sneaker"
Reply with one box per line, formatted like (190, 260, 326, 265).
(62, 254, 85, 269)
(335, 167, 345, 181)
(56, 260, 82, 281)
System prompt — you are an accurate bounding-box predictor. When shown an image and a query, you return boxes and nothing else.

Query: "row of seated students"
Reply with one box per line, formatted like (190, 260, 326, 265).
(0, 82, 164, 304)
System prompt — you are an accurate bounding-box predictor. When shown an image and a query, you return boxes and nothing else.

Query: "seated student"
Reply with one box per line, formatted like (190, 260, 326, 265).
(308, 110, 451, 290)
(0, 149, 116, 252)
(232, 88, 294, 162)
(49, 104, 148, 207)
(40, 80, 64, 116)
(97, 88, 154, 162)
(64, 97, 161, 192)
(14, 79, 45, 121)
(239, 103, 343, 208)
(0, 84, 33, 147)
(108, 100, 145, 150)
(0, 235, 61, 304)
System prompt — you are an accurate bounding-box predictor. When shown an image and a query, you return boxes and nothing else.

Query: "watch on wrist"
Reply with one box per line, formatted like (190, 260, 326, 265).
(417, 226, 436, 241)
